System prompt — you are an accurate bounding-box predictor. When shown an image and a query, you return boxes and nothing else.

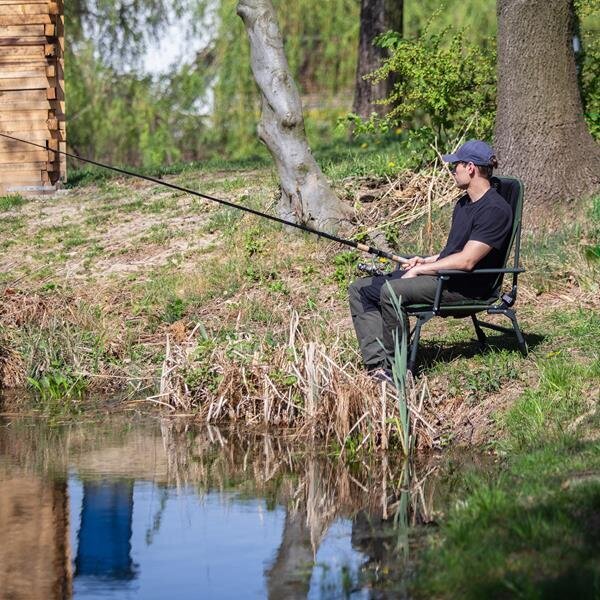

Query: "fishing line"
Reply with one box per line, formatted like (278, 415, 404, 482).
(0, 132, 408, 264)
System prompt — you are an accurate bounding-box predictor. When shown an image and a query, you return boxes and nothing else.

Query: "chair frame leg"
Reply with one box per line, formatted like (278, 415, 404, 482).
(408, 313, 434, 373)
(504, 309, 528, 356)
(471, 315, 488, 346)
(482, 307, 528, 356)
(406, 307, 527, 374)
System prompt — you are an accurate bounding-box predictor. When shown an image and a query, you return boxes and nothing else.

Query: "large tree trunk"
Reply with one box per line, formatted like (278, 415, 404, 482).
(353, 0, 403, 118)
(494, 0, 600, 215)
(237, 0, 352, 231)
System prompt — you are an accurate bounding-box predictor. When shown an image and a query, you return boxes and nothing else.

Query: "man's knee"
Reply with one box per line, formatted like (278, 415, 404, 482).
(348, 279, 362, 298)
(349, 276, 380, 314)
(348, 279, 364, 306)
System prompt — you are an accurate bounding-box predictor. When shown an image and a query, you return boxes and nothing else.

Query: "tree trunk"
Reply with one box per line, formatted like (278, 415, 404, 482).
(494, 0, 600, 214)
(353, 0, 403, 119)
(237, 0, 352, 230)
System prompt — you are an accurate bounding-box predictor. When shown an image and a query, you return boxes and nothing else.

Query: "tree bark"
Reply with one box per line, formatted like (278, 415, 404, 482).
(237, 0, 352, 230)
(494, 0, 600, 214)
(353, 0, 403, 119)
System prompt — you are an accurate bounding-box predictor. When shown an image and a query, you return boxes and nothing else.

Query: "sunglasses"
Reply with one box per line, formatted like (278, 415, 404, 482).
(450, 161, 468, 173)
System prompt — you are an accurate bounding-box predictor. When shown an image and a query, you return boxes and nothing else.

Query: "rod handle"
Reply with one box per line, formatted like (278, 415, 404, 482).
(355, 243, 408, 264)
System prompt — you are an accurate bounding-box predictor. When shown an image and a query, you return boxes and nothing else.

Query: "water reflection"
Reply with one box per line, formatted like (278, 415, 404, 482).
(0, 418, 442, 599)
(74, 481, 136, 589)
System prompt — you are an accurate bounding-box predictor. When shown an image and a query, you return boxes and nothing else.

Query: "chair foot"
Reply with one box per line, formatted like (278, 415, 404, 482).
(506, 310, 527, 356)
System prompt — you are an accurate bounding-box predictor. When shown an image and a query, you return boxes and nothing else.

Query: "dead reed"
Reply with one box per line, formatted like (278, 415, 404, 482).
(150, 311, 439, 453)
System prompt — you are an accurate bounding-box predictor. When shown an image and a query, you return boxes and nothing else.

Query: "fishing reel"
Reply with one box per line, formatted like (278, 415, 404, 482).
(357, 258, 393, 277)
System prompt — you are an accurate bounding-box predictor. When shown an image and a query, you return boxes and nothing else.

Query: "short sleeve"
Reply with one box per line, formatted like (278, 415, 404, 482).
(469, 201, 512, 250)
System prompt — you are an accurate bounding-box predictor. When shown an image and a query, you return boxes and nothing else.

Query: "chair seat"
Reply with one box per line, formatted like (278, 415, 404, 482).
(405, 297, 498, 315)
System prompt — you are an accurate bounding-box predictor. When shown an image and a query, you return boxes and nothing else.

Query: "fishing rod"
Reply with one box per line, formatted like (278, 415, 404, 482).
(0, 132, 408, 265)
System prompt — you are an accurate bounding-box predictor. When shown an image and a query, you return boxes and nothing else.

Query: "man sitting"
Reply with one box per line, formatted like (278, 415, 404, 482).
(349, 140, 513, 381)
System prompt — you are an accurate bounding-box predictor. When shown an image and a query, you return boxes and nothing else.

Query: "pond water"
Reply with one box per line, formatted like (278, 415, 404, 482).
(0, 417, 443, 599)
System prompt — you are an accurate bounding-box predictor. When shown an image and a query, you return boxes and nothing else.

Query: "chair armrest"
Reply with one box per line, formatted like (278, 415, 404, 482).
(437, 267, 526, 276)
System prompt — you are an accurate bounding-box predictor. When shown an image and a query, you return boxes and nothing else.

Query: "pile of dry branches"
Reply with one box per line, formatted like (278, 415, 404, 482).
(344, 158, 461, 253)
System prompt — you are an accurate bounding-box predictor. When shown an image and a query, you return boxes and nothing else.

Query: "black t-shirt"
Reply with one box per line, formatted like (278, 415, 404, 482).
(438, 188, 513, 298)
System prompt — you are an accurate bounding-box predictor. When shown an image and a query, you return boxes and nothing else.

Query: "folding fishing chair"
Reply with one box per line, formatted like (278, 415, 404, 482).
(404, 176, 528, 373)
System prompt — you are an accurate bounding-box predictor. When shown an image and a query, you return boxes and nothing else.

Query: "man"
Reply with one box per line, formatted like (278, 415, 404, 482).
(349, 140, 512, 381)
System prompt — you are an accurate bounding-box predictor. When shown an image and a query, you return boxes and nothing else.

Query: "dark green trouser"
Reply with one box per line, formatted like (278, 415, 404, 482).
(348, 272, 472, 369)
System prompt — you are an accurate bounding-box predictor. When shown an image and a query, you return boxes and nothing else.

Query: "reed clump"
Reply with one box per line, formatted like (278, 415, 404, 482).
(151, 311, 437, 453)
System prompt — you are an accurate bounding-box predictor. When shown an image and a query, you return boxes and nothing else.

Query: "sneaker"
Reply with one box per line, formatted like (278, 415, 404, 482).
(370, 367, 395, 386)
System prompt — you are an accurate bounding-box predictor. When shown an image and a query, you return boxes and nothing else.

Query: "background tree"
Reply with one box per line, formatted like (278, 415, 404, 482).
(236, 0, 351, 229)
(494, 0, 600, 210)
(212, 0, 358, 158)
(353, 0, 403, 119)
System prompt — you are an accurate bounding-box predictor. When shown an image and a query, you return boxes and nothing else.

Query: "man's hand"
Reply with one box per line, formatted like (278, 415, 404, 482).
(401, 256, 425, 269)
(400, 241, 493, 279)
(401, 265, 423, 278)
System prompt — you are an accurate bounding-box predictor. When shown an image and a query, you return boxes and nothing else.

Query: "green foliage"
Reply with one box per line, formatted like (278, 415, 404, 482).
(417, 331, 600, 598)
(66, 0, 192, 64)
(351, 20, 496, 159)
(502, 356, 598, 450)
(384, 283, 410, 456)
(27, 366, 87, 406)
(209, 0, 359, 158)
(0, 194, 26, 211)
(66, 44, 210, 169)
(420, 456, 600, 599)
(577, 1, 600, 139)
(330, 251, 359, 289)
(183, 338, 222, 393)
(64, 0, 600, 170)
(243, 226, 267, 257)
(163, 297, 187, 323)
(404, 0, 497, 49)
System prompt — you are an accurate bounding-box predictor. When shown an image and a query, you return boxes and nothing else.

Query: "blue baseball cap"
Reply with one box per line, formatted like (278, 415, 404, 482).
(442, 140, 495, 166)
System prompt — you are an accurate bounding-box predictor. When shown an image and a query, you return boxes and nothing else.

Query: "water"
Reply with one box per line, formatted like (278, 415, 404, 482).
(0, 417, 434, 599)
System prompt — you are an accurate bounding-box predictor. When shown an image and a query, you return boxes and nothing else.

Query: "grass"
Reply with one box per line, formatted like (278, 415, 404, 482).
(412, 302, 600, 598)
(0, 193, 26, 211)
(417, 433, 600, 598)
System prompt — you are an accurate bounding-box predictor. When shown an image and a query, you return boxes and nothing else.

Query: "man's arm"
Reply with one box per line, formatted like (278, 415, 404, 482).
(401, 241, 492, 278)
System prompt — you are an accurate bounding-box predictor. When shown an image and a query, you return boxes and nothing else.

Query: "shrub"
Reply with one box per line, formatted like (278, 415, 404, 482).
(348, 18, 496, 161)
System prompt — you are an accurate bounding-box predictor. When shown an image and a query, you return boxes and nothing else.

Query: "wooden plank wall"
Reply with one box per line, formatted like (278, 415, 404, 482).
(0, 0, 66, 194)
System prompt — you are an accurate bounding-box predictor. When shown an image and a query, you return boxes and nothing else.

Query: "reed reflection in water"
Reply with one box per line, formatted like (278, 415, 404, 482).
(0, 418, 441, 599)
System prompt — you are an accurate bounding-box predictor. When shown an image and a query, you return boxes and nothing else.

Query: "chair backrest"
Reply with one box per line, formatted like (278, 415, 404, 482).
(489, 175, 524, 293)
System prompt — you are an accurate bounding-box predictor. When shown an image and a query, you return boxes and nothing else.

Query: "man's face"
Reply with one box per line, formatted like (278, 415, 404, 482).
(450, 161, 472, 189)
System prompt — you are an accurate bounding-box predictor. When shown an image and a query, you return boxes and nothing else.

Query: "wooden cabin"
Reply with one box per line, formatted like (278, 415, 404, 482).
(0, 0, 66, 194)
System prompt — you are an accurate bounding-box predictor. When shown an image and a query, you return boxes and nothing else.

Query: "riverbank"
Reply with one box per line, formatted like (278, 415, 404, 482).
(0, 161, 598, 443)
(0, 160, 598, 595)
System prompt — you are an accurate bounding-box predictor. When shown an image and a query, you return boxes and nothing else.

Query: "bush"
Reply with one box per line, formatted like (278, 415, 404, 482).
(348, 18, 496, 161)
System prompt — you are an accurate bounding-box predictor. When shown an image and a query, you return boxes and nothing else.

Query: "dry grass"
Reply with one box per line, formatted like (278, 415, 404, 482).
(343, 157, 461, 254)
(149, 311, 438, 454)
